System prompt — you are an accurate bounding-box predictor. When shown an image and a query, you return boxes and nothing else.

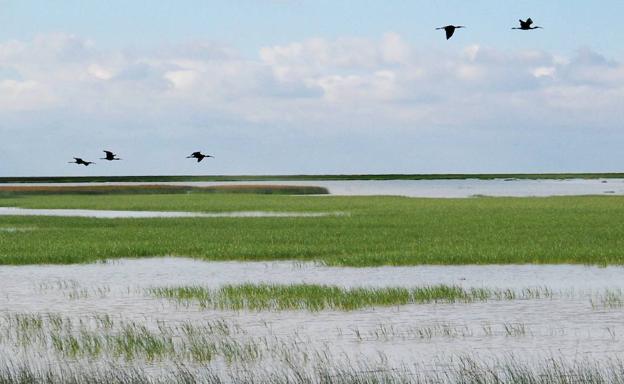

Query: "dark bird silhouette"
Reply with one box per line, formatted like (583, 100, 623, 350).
(512, 18, 543, 30)
(68, 157, 95, 166)
(100, 150, 121, 161)
(186, 151, 214, 162)
(436, 25, 465, 40)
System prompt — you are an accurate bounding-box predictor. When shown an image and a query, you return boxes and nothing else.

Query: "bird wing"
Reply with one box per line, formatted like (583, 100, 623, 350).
(103, 150, 113, 156)
(526, 18, 533, 26)
(197, 157, 203, 162)
(74, 157, 82, 162)
(191, 151, 201, 157)
(445, 28, 455, 40)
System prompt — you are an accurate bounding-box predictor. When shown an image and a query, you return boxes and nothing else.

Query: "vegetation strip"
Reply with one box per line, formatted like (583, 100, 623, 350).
(0, 355, 622, 383)
(0, 184, 328, 196)
(148, 284, 552, 311)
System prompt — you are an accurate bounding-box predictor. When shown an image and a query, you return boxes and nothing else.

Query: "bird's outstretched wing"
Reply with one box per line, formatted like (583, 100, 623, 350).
(196, 157, 203, 162)
(103, 150, 113, 156)
(445, 27, 455, 40)
(526, 18, 533, 26)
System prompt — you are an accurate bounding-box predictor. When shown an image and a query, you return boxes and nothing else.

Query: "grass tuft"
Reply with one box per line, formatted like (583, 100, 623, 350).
(148, 283, 551, 311)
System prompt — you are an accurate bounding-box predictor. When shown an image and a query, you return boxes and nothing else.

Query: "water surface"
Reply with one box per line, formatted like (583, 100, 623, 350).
(3, 178, 623, 197)
(0, 207, 343, 218)
(1, 258, 624, 370)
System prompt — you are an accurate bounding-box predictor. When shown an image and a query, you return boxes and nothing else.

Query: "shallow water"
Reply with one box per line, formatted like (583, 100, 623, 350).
(0, 207, 343, 218)
(1, 258, 624, 370)
(3, 178, 624, 197)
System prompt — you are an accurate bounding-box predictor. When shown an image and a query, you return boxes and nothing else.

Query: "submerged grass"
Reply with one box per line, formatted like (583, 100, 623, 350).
(3, 194, 624, 266)
(1, 355, 624, 383)
(590, 289, 624, 309)
(1, 312, 623, 383)
(0, 313, 257, 364)
(148, 283, 552, 311)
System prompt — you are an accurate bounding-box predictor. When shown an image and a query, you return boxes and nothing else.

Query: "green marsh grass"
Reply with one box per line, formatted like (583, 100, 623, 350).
(3, 194, 624, 266)
(148, 283, 552, 311)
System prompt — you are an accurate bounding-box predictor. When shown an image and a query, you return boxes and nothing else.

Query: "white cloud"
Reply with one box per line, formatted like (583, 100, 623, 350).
(2, 33, 624, 175)
(165, 69, 199, 90)
(88, 64, 115, 80)
(532, 66, 556, 78)
(0, 33, 622, 126)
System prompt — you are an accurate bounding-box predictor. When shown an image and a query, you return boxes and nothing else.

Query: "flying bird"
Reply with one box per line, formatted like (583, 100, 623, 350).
(100, 150, 121, 161)
(68, 157, 95, 166)
(436, 25, 465, 40)
(186, 151, 214, 162)
(512, 18, 543, 30)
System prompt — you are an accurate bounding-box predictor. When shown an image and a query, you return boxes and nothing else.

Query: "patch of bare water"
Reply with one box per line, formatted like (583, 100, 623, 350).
(0, 207, 344, 218)
(0, 227, 35, 232)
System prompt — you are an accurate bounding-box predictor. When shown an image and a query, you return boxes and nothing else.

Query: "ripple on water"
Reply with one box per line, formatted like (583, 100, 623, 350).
(1, 258, 624, 371)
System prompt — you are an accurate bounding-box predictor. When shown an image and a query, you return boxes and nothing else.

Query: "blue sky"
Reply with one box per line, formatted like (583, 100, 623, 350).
(1, 1, 622, 56)
(0, 1, 623, 176)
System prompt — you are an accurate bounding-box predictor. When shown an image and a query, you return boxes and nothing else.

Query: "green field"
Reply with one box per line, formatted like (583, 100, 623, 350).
(2, 192, 624, 266)
(2, 172, 624, 183)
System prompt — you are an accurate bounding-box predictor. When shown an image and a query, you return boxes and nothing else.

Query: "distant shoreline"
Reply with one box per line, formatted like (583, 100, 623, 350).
(1, 173, 624, 183)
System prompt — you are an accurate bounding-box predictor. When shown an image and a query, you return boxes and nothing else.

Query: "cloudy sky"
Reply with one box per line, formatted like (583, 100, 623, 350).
(1, 1, 623, 176)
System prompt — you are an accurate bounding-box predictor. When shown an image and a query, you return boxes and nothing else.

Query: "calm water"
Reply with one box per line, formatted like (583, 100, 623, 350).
(1, 258, 624, 370)
(3, 178, 624, 197)
(0, 207, 343, 218)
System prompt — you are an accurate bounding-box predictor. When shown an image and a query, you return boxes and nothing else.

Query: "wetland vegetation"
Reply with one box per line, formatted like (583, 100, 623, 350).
(148, 283, 553, 311)
(0, 184, 328, 196)
(2, 186, 624, 382)
(2, 193, 624, 266)
(1, 310, 623, 384)
(0, 353, 623, 384)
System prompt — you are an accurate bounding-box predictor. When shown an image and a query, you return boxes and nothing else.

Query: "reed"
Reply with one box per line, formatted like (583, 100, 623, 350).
(0, 184, 328, 196)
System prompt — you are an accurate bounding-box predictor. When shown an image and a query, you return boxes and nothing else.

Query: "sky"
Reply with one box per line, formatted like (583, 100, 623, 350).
(1, 1, 623, 176)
